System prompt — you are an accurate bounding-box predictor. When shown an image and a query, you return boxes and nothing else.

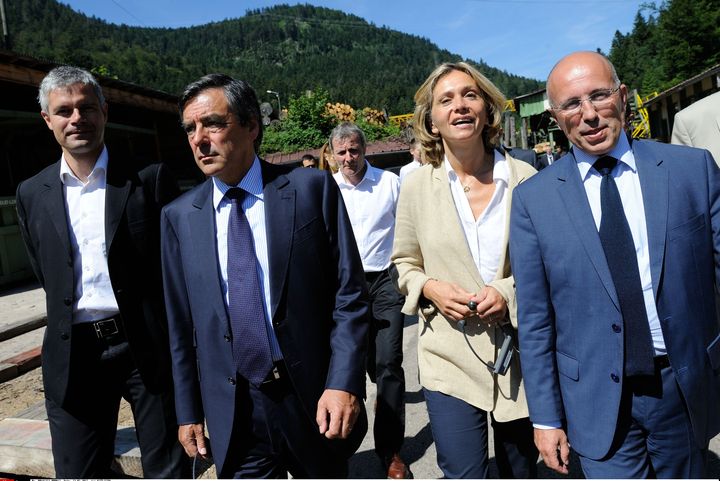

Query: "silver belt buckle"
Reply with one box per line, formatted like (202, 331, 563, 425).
(261, 365, 282, 385)
(94, 318, 119, 338)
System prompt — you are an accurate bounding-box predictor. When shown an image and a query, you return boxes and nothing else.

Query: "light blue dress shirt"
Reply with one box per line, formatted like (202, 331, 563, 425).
(211, 156, 282, 361)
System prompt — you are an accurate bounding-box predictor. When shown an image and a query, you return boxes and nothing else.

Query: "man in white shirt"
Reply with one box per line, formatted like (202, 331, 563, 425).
(16, 66, 185, 477)
(510, 51, 720, 478)
(331, 122, 410, 479)
(399, 139, 423, 183)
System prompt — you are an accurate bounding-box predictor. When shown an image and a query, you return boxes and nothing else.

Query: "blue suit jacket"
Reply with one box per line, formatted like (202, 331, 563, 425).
(160, 161, 369, 473)
(509, 139, 720, 459)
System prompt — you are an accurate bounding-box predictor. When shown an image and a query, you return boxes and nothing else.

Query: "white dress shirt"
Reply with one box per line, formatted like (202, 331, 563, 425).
(573, 134, 666, 355)
(444, 150, 507, 284)
(399, 159, 422, 183)
(334, 160, 400, 272)
(60, 146, 120, 324)
(212, 156, 282, 361)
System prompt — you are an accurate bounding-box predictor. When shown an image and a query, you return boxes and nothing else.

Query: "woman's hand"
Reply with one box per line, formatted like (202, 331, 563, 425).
(422, 279, 477, 321)
(470, 286, 508, 325)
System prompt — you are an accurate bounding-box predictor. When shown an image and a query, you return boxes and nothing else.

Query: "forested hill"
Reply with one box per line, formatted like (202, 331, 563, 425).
(6, 0, 542, 114)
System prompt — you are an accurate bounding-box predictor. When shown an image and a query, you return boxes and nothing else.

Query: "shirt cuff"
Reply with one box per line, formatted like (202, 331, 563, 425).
(533, 422, 562, 430)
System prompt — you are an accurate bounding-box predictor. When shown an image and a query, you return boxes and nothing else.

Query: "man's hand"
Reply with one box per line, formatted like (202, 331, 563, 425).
(534, 428, 570, 474)
(178, 423, 209, 459)
(422, 279, 476, 321)
(316, 389, 360, 439)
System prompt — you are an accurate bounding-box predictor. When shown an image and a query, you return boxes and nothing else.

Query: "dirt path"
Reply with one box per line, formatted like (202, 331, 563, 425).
(0, 367, 133, 424)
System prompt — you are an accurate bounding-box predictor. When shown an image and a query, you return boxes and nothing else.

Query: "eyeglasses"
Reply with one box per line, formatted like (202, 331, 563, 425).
(550, 86, 621, 114)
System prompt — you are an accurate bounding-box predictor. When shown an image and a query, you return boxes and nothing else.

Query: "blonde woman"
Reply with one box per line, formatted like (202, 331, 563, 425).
(318, 142, 338, 173)
(392, 62, 538, 478)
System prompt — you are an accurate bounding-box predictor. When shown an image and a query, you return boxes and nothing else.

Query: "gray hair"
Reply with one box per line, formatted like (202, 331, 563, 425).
(329, 122, 367, 154)
(38, 66, 105, 113)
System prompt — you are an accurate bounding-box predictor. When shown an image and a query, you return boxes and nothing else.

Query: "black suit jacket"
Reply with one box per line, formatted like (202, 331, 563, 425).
(536, 153, 555, 170)
(161, 160, 369, 474)
(16, 151, 180, 406)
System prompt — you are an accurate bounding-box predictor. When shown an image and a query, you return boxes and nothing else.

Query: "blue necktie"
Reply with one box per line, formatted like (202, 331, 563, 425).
(595, 156, 655, 377)
(226, 188, 273, 386)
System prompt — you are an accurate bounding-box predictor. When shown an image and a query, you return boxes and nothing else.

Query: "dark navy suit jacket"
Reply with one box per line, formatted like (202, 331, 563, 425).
(160, 160, 369, 473)
(510, 139, 720, 459)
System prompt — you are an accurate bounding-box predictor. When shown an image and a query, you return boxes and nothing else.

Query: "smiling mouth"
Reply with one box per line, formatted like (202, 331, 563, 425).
(452, 117, 474, 126)
(582, 127, 607, 138)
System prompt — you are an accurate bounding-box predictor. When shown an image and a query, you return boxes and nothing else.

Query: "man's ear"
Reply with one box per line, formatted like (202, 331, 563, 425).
(40, 111, 53, 130)
(249, 119, 260, 141)
(619, 84, 629, 111)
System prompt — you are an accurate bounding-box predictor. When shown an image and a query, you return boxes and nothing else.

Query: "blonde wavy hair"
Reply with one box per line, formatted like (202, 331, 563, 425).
(413, 62, 506, 166)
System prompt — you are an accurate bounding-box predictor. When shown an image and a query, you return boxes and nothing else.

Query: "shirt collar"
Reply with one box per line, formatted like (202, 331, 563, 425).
(212, 155, 264, 210)
(335, 159, 374, 188)
(59, 145, 109, 185)
(444, 149, 508, 184)
(575, 132, 635, 180)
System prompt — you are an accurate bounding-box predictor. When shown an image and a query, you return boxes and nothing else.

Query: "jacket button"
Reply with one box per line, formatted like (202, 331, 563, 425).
(224, 334, 231, 342)
(611, 324, 621, 333)
(60, 332, 69, 340)
(610, 373, 620, 383)
(228, 377, 236, 385)
(63, 297, 72, 306)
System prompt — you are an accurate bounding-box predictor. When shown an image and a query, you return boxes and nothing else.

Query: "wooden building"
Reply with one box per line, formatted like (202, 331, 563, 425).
(643, 63, 720, 142)
(0, 50, 195, 287)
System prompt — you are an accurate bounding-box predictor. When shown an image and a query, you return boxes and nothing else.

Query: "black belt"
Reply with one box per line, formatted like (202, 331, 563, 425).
(365, 269, 386, 284)
(654, 354, 670, 370)
(75, 315, 127, 345)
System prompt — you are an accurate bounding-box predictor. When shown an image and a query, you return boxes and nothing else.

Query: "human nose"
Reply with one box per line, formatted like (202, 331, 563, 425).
(69, 108, 84, 123)
(188, 124, 208, 146)
(578, 98, 599, 121)
(451, 96, 468, 111)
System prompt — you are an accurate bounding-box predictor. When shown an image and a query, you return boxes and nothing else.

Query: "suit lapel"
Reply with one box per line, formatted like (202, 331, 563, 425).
(430, 165, 485, 288)
(41, 165, 72, 258)
(556, 155, 620, 310)
(189, 181, 230, 323)
(104, 160, 131, 252)
(262, 163, 293, 319)
(497, 154, 527, 279)
(634, 141, 667, 298)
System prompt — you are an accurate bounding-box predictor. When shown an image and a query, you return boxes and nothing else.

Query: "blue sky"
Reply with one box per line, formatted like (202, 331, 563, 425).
(60, 0, 649, 81)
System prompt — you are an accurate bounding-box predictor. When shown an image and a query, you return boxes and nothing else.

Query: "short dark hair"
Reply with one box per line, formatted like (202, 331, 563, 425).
(301, 154, 316, 162)
(178, 73, 263, 150)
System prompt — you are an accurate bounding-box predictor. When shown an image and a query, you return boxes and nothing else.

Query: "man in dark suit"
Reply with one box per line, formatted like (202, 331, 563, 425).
(510, 51, 720, 478)
(535, 144, 555, 170)
(15, 66, 186, 477)
(161, 74, 369, 478)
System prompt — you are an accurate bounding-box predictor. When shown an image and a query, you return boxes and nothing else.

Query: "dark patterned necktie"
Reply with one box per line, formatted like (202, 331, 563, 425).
(594, 156, 655, 377)
(226, 188, 272, 386)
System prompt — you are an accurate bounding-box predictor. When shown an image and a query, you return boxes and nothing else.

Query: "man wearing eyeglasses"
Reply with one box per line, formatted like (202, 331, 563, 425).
(509, 51, 720, 478)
